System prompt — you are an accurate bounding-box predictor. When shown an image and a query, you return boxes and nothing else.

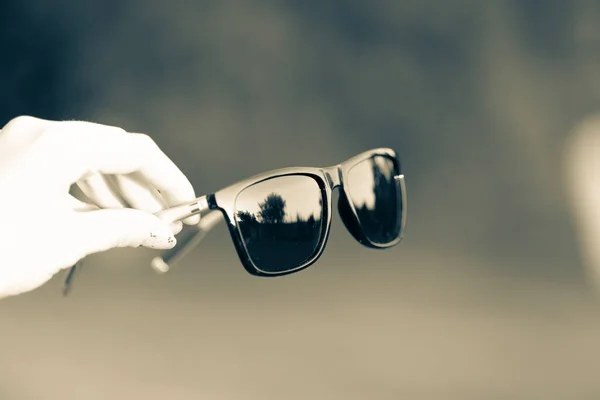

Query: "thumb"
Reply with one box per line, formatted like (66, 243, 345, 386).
(72, 208, 177, 258)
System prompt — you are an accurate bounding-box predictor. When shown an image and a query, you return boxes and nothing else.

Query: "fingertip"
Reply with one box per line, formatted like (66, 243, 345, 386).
(183, 214, 201, 226)
(140, 214, 177, 249)
(142, 230, 177, 250)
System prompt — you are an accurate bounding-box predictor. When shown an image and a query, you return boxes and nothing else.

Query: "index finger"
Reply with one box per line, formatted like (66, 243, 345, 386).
(27, 120, 201, 225)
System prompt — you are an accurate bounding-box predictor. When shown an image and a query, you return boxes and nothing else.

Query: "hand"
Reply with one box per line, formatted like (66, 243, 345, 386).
(0, 116, 200, 299)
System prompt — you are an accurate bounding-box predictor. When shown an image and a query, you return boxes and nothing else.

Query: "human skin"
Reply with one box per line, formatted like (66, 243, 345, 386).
(0, 116, 200, 298)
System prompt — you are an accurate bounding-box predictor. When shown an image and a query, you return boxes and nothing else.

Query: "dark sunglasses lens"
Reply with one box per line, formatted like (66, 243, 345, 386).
(347, 155, 402, 245)
(235, 175, 325, 273)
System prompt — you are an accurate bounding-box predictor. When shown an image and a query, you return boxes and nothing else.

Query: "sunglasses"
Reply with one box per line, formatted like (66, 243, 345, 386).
(63, 148, 406, 293)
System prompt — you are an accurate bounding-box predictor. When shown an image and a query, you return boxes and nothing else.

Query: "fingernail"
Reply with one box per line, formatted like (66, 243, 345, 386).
(143, 231, 177, 249)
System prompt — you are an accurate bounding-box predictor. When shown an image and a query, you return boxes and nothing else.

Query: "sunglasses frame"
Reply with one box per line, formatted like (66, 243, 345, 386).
(63, 148, 406, 295)
(195, 147, 406, 277)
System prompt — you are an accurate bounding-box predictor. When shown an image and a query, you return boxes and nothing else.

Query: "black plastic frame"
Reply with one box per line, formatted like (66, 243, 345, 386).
(189, 147, 406, 277)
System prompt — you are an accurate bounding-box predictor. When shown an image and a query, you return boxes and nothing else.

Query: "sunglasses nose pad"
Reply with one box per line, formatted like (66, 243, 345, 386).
(338, 192, 367, 244)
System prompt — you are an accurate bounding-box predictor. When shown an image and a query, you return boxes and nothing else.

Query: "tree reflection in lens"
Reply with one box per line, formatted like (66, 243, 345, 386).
(348, 156, 401, 244)
(234, 175, 324, 273)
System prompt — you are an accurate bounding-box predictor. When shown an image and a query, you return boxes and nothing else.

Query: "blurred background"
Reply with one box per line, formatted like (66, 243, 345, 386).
(2, 1, 600, 398)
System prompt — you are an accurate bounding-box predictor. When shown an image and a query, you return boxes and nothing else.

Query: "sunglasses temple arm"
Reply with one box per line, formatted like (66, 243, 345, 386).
(150, 210, 223, 273)
(154, 195, 211, 224)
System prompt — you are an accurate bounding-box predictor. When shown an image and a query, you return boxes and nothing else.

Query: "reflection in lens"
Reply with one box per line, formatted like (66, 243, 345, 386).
(347, 155, 401, 244)
(234, 175, 324, 273)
